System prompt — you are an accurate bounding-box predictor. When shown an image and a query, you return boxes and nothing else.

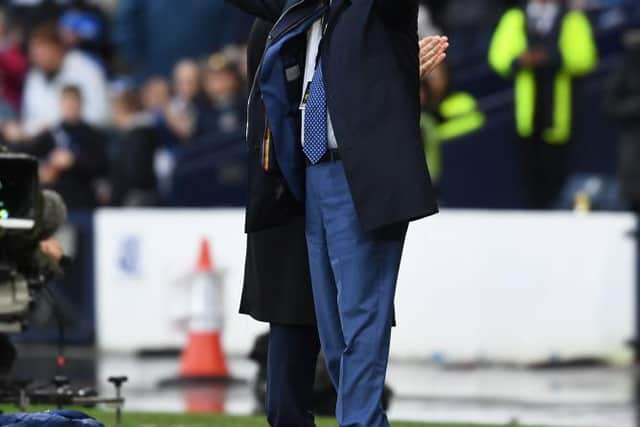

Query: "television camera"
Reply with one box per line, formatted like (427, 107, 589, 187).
(0, 149, 128, 425)
(0, 151, 67, 333)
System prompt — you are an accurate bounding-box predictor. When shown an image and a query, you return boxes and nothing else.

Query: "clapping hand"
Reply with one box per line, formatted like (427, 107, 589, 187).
(49, 148, 75, 171)
(419, 36, 449, 80)
(518, 48, 548, 69)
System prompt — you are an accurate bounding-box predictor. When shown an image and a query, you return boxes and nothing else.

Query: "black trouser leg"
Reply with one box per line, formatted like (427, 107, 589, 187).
(266, 323, 320, 427)
(522, 138, 570, 210)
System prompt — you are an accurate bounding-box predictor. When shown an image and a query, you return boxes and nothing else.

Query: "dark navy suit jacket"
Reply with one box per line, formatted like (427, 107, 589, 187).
(230, 0, 439, 232)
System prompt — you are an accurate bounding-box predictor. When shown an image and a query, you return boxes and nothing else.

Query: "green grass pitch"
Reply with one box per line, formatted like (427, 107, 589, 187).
(77, 409, 545, 427)
(0, 406, 547, 427)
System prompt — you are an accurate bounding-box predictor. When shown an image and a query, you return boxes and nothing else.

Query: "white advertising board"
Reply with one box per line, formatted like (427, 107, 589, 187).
(95, 209, 267, 355)
(95, 209, 636, 362)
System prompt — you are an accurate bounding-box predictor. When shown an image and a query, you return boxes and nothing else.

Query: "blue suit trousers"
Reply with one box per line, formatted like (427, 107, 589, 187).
(305, 161, 407, 427)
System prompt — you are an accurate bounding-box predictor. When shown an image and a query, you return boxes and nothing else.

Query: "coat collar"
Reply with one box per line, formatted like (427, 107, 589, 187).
(281, 0, 350, 27)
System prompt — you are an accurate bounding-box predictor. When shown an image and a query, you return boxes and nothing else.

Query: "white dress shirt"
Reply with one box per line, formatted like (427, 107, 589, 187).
(301, 18, 338, 149)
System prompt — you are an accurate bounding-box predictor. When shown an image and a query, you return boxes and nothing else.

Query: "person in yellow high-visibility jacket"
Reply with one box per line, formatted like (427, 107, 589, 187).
(489, 0, 598, 208)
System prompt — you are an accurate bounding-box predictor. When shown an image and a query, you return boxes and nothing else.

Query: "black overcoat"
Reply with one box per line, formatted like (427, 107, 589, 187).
(229, 0, 439, 233)
(239, 19, 316, 326)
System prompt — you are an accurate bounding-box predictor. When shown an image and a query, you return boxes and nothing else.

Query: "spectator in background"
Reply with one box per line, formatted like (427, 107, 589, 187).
(173, 60, 203, 107)
(0, 7, 27, 113)
(606, 28, 640, 212)
(141, 76, 170, 116)
(193, 54, 245, 143)
(9, 85, 107, 209)
(58, 0, 111, 68)
(489, 0, 598, 209)
(164, 59, 202, 143)
(1, 0, 63, 43)
(423, 0, 509, 63)
(113, 0, 239, 80)
(22, 23, 110, 136)
(110, 89, 159, 207)
(140, 76, 175, 202)
(153, 60, 205, 200)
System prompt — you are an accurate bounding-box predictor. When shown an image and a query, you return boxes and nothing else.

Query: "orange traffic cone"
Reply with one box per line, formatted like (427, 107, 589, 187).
(179, 239, 230, 381)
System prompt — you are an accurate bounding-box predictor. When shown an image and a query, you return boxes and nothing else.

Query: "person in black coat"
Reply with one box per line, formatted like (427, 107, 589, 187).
(230, 2, 448, 426)
(239, 19, 320, 427)
(8, 85, 106, 209)
(606, 27, 640, 366)
(110, 90, 160, 207)
(193, 57, 247, 144)
(606, 28, 640, 213)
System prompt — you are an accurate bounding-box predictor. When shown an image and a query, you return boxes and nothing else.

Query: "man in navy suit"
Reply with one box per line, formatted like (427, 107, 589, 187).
(228, 1, 446, 425)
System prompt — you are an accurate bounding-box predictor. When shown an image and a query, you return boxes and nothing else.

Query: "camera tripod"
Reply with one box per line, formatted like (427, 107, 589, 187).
(0, 375, 128, 427)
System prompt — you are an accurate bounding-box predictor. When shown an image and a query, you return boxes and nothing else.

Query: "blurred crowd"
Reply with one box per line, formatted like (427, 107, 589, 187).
(0, 0, 251, 209)
(0, 0, 638, 212)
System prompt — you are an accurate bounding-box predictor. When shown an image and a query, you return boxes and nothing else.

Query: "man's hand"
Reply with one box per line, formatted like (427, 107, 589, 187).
(49, 148, 75, 171)
(420, 36, 449, 81)
(518, 49, 548, 69)
(39, 165, 60, 184)
(40, 239, 64, 264)
(1, 121, 25, 143)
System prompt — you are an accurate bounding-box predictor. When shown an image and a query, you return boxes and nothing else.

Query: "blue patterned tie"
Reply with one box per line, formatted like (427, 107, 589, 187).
(303, 63, 328, 164)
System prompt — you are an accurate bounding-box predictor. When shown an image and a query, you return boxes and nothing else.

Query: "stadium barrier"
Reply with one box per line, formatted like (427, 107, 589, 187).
(94, 209, 636, 364)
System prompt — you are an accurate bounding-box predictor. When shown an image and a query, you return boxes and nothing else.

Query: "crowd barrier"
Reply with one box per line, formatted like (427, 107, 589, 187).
(90, 209, 636, 363)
